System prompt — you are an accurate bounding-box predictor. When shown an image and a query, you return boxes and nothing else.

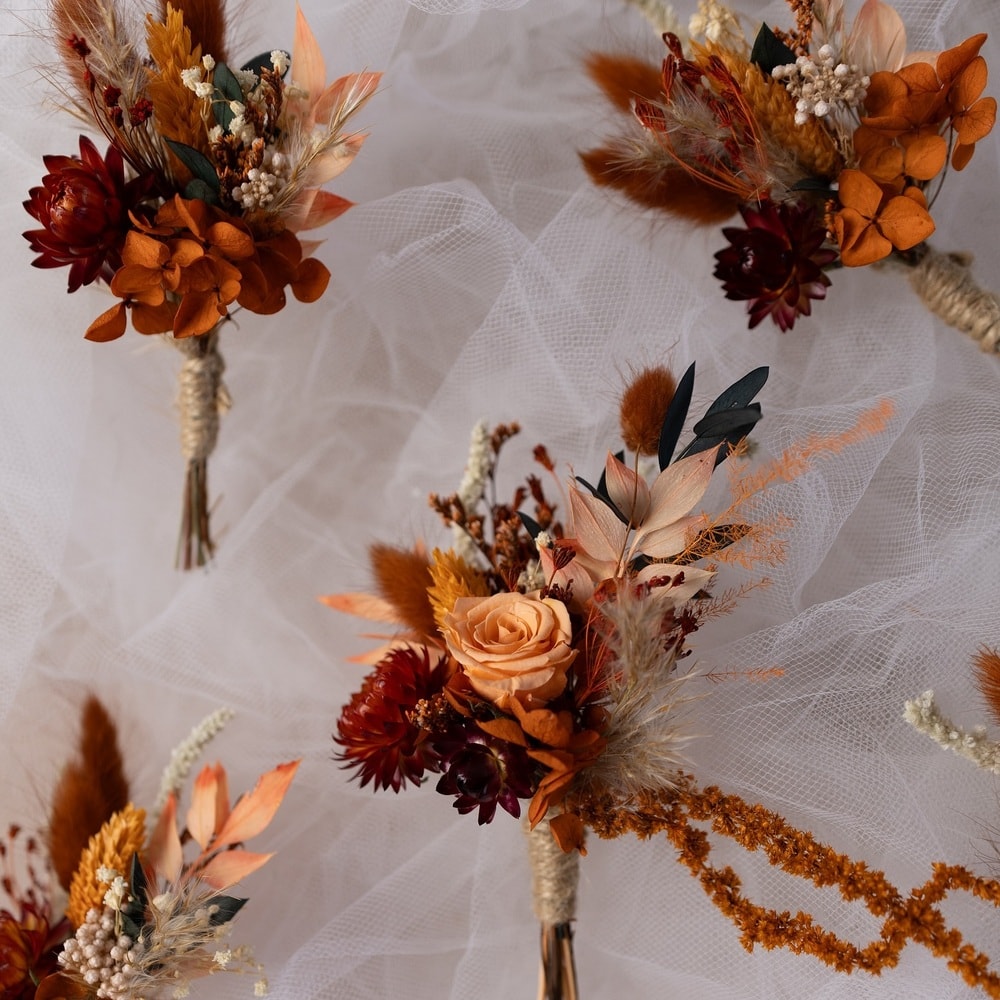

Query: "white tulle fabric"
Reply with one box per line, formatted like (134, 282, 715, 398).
(3, 0, 1000, 997)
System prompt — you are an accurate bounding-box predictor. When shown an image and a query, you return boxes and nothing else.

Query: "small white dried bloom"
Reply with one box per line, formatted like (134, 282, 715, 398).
(534, 531, 552, 550)
(624, 0, 680, 36)
(214, 949, 233, 968)
(270, 50, 289, 75)
(452, 420, 491, 564)
(96, 867, 119, 884)
(255, 979, 269, 997)
(234, 68, 259, 92)
(202, 54, 215, 71)
(208, 124, 223, 143)
(103, 876, 130, 912)
(774, 47, 869, 125)
(194, 81, 214, 100)
(180, 68, 202, 91)
(153, 707, 235, 815)
(229, 100, 246, 116)
(903, 690, 1000, 773)
(689, 0, 746, 52)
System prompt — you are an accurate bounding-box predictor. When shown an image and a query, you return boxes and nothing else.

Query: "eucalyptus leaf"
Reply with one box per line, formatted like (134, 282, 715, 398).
(166, 140, 220, 193)
(658, 362, 695, 470)
(213, 61, 244, 103)
(184, 178, 220, 205)
(701, 366, 769, 416)
(750, 23, 798, 74)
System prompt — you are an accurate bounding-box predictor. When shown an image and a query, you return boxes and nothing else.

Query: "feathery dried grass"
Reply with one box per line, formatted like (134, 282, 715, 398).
(47, 695, 129, 892)
(369, 543, 438, 641)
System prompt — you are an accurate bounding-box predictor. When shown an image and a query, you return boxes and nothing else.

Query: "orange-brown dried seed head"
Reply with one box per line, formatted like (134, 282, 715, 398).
(619, 366, 677, 456)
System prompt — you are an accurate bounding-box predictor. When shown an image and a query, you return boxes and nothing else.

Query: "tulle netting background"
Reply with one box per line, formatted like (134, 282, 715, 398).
(2, 0, 1000, 997)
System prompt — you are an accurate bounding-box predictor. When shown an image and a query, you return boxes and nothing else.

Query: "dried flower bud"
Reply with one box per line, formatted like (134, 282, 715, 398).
(619, 366, 677, 455)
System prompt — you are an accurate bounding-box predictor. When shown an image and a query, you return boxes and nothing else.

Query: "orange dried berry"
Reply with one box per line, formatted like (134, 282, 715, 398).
(619, 366, 677, 456)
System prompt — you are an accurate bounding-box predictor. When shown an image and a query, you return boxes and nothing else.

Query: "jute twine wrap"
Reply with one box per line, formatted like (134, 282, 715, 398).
(528, 820, 579, 926)
(910, 248, 1000, 352)
(173, 331, 231, 460)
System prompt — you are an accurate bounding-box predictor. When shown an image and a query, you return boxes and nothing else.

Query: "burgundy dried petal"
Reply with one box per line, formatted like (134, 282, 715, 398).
(713, 199, 838, 332)
(23, 136, 154, 293)
(434, 727, 538, 824)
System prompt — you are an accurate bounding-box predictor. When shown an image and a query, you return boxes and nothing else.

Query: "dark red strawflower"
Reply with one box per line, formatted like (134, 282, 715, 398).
(335, 646, 448, 792)
(23, 135, 154, 293)
(713, 199, 838, 332)
(0, 904, 70, 999)
(434, 728, 537, 824)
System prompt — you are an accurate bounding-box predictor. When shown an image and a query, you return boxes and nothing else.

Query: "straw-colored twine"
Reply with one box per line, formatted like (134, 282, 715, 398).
(173, 332, 231, 461)
(528, 820, 579, 926)
(910, 248, 1000, 352)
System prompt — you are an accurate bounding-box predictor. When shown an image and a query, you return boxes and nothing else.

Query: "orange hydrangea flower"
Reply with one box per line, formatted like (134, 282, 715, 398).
(833, 169, 935, 266)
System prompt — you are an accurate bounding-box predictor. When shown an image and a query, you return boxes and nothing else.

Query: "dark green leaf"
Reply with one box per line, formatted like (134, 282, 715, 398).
(209, 895, 248, 926)
(120, 912, 143, 940)
(213, 61, 244, 103)
(184, 178, 220, 204)
(791, 177, 835, 192)
(518, 511, 543, 539)
(658, 362, 695, 470)
(129, 852, 149, 906)
(165, 140, 221, 193)
(677, 366, 768, 465)
(701, 366, 769, 416)
(749, 23, 798, 74)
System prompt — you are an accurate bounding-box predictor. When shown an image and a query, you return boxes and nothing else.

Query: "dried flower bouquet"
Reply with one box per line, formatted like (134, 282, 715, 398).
(0, 696, 298, 999)
(326, 360, 1000, 997)
(583, 0, 999, 344)
(22, 0, 379, 567)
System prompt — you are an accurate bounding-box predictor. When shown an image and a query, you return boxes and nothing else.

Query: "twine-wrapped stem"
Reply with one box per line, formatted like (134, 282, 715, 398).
(908, 247, 1000, 351)
(527, 820, 580, 1000)
(172, 327, 230, 569)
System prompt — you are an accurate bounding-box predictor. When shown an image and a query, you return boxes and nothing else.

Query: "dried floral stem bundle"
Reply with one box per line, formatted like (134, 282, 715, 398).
(583, 0, 997, 339)
(577, 775, 1000, 998)
(528, 820, 579, 1000)
(22, 0, 379, 567)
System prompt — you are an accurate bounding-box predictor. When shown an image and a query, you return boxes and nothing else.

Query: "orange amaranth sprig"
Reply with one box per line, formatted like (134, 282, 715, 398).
(575, 774, 1000, 996)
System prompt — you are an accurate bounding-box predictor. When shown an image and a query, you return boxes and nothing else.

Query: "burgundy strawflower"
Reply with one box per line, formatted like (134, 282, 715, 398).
(23, 135, 153, 293)
(335, 646, 448, 792)
(434, 728, 537, 824)
(713, 199, 838, 331)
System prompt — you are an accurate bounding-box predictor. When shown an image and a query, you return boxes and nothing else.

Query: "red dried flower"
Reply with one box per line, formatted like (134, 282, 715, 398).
(434, 728, 537, 824)
(713, 200, 837, 331)
(335, 646, 448, 792)
(23, 136, 153, 293)
(0, 904, 69, 999)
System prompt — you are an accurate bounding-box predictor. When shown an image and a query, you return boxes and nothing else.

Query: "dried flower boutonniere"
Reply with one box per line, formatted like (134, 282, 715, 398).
(22, 0, 380, 567)
(0, 696, 298, 999)
(582, 0, 999, 346)
(327, 361, 1000, 997)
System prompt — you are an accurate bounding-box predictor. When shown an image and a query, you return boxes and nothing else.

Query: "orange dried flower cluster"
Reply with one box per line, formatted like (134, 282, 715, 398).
(576, 775, 1000, 997)
(835, 34, 997, 265)
(87, 196, 330, 340)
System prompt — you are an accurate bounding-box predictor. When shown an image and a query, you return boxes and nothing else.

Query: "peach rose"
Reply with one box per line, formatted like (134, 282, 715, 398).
(442, 591, 577, 707)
